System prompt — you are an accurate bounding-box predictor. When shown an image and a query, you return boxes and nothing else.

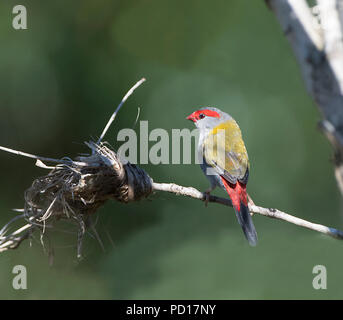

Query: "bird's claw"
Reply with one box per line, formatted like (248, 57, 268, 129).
(204, 191, 211, 207)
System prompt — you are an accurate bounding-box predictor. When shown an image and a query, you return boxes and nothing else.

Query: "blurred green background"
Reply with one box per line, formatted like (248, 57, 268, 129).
(0, 0, 342, 299)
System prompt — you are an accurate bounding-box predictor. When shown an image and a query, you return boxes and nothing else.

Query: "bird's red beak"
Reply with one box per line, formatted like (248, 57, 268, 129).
(186, 113, 196, 122)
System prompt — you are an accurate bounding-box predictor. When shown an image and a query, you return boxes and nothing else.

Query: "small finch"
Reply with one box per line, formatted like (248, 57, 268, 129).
(187, 107, 257, 246)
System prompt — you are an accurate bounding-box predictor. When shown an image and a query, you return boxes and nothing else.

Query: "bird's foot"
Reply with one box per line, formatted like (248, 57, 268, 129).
(203, 189, 212, 207)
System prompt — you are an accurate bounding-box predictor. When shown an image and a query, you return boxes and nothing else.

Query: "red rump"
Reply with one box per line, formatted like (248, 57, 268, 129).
(220, 177, 248, 212)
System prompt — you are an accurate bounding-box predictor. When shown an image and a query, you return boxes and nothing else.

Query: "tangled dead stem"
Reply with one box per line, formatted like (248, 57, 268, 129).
(0, 78, 150, 259)
(0, 141, 153, 259)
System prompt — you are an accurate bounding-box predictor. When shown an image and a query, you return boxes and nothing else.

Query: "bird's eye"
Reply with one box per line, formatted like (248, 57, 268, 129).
(199, 113, 205, 119)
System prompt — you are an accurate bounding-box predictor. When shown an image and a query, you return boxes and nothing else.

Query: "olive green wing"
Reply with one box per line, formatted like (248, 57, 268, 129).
(203, 119, 249, 184)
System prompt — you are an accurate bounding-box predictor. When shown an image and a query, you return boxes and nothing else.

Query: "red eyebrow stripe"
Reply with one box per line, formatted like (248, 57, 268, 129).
(199, 109, 220, 118)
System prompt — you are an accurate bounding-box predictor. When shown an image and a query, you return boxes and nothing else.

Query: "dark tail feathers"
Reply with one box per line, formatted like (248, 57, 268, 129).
(234, 202, 258, 246)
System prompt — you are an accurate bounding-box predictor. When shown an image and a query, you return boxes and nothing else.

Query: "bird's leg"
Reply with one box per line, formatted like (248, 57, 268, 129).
(204, 185, 216, 207)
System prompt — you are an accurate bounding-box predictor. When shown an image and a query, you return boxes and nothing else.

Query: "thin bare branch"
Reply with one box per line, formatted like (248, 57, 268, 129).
(0, 145, 88, 166)
(152, 182, 343, 240)
(97, 78, 146, 144)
